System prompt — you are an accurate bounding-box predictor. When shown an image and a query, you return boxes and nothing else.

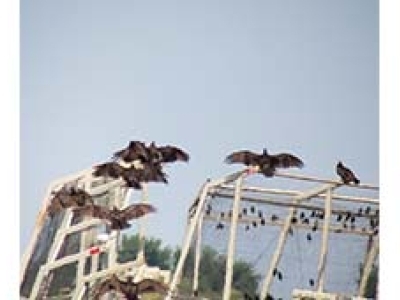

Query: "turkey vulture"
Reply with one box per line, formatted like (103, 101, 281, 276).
(74, 203, 156, 230)
(225, 148, 304, 177)
(147, 142, 190, 164)
(93, 161, 167, 189)
(336, 161, 360, 184)
(92, 274, 168, 300)
(112, 141, 150, 163)
(47, 186, 94, 217)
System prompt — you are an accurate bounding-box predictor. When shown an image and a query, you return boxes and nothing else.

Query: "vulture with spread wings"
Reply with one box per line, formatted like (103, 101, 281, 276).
(92, 274, 168, 300)
(225, 148, 304, 177)
(93, 161, 168, 189)
(74, 203, 156, 230)
(336, 161, 360, 184)
(47, 186, 94, 217)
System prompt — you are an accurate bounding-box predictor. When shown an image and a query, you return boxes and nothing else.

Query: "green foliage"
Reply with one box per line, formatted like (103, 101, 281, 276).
(118, 234, 174, 270)
(118, 234, 261, 298)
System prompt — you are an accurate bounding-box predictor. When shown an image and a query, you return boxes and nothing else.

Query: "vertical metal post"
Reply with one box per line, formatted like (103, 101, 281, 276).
(358, 237, 379, 296)
(166, 183, 211, 300)
(137, 183, 148, 264)
(222, 174, 244, 300)
(316, 187, 332, 292)
(193, 210, 204, 293)
(260, 183, 338, 299)
(20, 183, 58, 284)
(260, 205, 296, 299)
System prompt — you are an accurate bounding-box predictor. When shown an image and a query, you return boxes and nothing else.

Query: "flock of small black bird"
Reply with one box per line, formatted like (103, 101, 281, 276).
(44, 143, 368, 299)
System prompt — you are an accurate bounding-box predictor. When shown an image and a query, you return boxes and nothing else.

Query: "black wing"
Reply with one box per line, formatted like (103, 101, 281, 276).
(225, 150, 261, 166)
(136, 279, 168, 295)
(157, 145, 190, 163)
(93, 162, 126, 178)
(92, 274, 122, 300)
(73, 204, 111, 220)
(119, 203, 157, 221)
(270, 153, 304, 169)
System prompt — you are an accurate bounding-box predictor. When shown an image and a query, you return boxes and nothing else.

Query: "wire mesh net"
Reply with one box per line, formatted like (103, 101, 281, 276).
(183, 175, 379, 300)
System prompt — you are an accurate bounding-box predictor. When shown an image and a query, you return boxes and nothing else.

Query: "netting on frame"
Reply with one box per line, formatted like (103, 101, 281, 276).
(179, 173, 379, 300)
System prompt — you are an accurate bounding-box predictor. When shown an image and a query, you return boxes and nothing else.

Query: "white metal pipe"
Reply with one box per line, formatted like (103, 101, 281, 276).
(137, 183, 148, 264)
(193, 210, 204, 293)
(218, 184, 379, 204)
(166, 183, 211, 300)
(273, 171, 379, 190)
(211, 192, 379, 217)
(358, 237, 379, 296)
(222, 174, 244, 300)
(316, 187, 333, 292)
(260, 183, 339, 299)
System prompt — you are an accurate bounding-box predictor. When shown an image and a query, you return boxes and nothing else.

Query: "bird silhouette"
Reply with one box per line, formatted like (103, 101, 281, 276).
(92, 274, 167, 300)
(74, 203, 156, 230)
(336, 161, 360, 184)
(225, 148, 304, 177)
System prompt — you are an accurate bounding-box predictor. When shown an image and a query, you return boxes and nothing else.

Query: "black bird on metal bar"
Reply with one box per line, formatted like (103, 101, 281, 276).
(47, 185, 94, 217)
(336, 161, 360, 184)
(225, 148, 304, 177)
(92, 274, 168, 300)
(74, 203, 156, 230)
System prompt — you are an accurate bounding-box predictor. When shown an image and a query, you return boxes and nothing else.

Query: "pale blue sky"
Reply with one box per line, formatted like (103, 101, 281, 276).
(21, 0, 378, 253)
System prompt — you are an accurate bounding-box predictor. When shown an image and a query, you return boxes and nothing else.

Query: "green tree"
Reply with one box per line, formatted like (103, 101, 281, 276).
(118, 234, 260, 298)
(118, 234, 173, 270)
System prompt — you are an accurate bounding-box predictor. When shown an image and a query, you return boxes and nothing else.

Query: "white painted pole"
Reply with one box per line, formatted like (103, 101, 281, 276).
(222, 174, 244, 300)
(137, 183, 148, 265)
(358, 237, 379, 296)
(193, 210, 204, 294)
(260, 183, 339, 299)
(166, 183, 211, 300)
(316, 187, 333, 292)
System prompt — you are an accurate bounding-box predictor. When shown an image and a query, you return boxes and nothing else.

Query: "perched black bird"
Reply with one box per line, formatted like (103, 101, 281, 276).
(336, 213, 343, 222)
(47, 185, 94, 217)
(92, 274, 167, 300)
(336, 161, 360, 184)
(309, 279, 315, 287)
(216, 222, 224, 230)
(225, 148, 304, 177)
(277, 271, 283, 281)
(74, 203, 156, 230)
(307, 233, 312, 241)
(271, 214, 279, 222)
(300, 212, 305, 219)
(243, 208, 248, 215)
(260, 218, 266, 226)
(250, 206, 256, 214)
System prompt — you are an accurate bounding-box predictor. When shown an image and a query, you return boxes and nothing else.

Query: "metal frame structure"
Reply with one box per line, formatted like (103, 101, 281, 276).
(166, 169, 379, 300)
(20, 166, 170, 300)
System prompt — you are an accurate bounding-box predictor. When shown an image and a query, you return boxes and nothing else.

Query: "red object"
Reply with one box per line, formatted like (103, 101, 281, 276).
(89, 246, 100, 255)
